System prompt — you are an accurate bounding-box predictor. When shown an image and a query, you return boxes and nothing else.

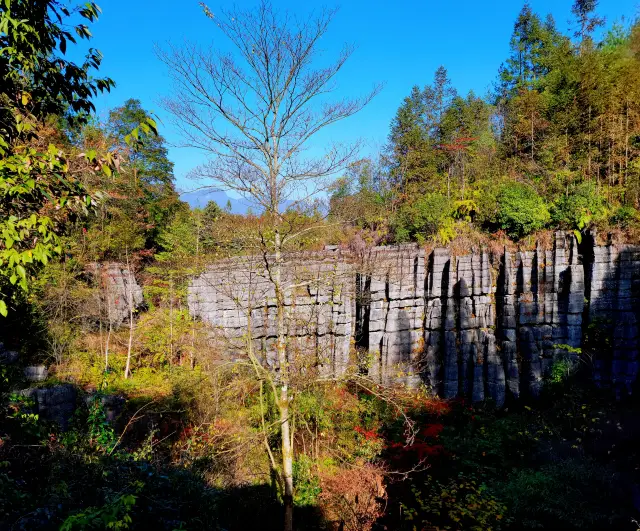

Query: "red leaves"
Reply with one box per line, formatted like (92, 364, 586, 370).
(421, 423, 444, 438)
(437, 136, 478, 152)
(354, 426, 378, 440)
(386, 422, 446, 463)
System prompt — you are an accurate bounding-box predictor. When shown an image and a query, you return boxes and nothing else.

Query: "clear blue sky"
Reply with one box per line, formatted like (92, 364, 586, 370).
(88, 0, 638, 202)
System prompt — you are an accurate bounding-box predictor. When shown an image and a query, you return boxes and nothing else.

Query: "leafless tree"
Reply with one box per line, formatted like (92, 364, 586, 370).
(159, 3, 379, 527)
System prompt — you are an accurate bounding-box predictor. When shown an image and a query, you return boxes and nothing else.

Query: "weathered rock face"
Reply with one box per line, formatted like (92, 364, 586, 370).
(188, 233, 640, 403)
(188, 252, 354, 376)
(20, 384, 77, 430)
(86, 262, 144, 327)
(587, 240, 640, 397)
(24, 365, 48, 382)
(0, 343, 19, 365)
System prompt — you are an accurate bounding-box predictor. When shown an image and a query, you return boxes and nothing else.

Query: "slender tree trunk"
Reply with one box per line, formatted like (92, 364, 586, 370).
(170, 277, 174, 362)
(98, 290, 104, 369)
(588, 105, 592, 178)
(191, 216, 202, 370)
(104, 277, 112, 373)
(274, 228, 294, 531)
(124, 249, 134, 379)
(625, 103, 629, 175)
(105, 322, 111, 376)
(531, 111, 534, 161)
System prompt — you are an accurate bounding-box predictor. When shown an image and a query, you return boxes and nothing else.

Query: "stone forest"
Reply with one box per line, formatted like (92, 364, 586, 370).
(189, 232, 640, 403)
(3, 1, 640, 530)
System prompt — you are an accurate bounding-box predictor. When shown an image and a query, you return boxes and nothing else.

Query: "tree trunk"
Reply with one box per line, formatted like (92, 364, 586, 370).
(588, 105, 592, 178)
(104, 278, 112, 373)
(124, 250, 134, 379)
(170, 277, 174, 362)
(531, 111, 534, 161)
(274, 228, 294, 531)
(625, 103, 629, 175)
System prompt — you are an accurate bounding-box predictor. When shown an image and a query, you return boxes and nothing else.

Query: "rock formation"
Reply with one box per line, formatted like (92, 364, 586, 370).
(188, 232, 640, 403)
(86, 262, 144, 327)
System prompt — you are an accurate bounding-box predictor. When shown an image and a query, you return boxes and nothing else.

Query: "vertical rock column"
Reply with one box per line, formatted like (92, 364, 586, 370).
(499, 233, 584, 400)
(366, 245, 425, 386)
(457, 252, 499, 404)
(500, 249, 519, 400)
(423, 249, 449, 394)
(589, 244, 640, 396)
(424, 249, 500, 404)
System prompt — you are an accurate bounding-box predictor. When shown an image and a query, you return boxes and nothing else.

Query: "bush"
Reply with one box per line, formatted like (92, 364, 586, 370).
(610, 205, 638, 228)
(392, 193, 454, 243)
(552, 182, 608, 230)
(319, 464, 386, 531)
(402, 474, 510, 531)
(496, 459, 621, 529)
(494, 183, 550, 239)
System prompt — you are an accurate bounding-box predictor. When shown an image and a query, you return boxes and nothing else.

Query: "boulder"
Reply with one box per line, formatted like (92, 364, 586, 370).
(24, 365, 48, 382)
(20, 384, 77, 430)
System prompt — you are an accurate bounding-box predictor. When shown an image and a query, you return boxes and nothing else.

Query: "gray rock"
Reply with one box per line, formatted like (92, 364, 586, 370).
(185, 234, 640, 404)
(0, 349, 19, 365)
(20, 384, 77, 430)
(24, 365, 48, 382)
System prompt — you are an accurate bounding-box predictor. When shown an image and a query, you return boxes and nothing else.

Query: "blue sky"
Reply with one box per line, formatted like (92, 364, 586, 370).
(87, 0, 638, 206)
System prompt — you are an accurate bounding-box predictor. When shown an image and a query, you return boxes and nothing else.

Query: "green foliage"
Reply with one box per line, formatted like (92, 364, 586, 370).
(610, 205, 638, 228)
(156, 207, 204, 262)
(0, 0, 115, 141)
(496, 459, 621, 529)
(403, 474, 510, 531)
(329, 158, 391, 234)
(6, 393, 46, 440)
(135, 308, 194, 367)
(292, 455, 321, 507)
(86, 394, 117, 453)
(392, 193, 454, 243)
(548, 357, 576, 383)
(373, 3, 640, 245)
(0, 0, 118, 314)
(494, 182, 550, 238)
(60, 490, 138, 530)
(0, 142, 92, 315)
(547, 345, 582, 383)
(107, 99, 179, 249)
(552, 182, 608, 231)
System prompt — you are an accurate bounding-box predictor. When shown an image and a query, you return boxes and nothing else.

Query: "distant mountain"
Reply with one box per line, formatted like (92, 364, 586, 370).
(180, 188, 294, 214)
(179, 189, 254, 214)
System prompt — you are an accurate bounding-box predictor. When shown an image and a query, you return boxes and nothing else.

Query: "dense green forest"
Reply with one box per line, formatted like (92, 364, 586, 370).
(1, 0, 640, 530)
(331, 3, 640, 246)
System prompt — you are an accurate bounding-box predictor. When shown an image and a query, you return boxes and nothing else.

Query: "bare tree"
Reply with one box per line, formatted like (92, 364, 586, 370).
(159, 3, 379, 529)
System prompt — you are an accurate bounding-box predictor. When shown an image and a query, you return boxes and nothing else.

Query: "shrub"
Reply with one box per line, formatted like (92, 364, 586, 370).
(496, 459, 621, 529)
(610, 205, 638, 228)
(402, 473, 510, 531)
(392, 193, 454, 243)
(552, 182, 608, 231)
(494, 183, 550, 239)
(293, 455, 321, 507)
(318, 464, 386, 531)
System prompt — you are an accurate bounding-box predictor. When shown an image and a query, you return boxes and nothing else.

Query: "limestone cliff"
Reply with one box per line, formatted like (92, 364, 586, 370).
(188, 232, 640, 403)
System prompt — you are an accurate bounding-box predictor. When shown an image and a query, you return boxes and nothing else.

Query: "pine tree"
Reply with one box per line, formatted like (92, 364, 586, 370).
(108, 99, 180, 248)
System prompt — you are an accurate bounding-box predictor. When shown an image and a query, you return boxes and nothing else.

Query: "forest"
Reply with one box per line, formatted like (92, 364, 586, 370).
(1, 0, 640, 530)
